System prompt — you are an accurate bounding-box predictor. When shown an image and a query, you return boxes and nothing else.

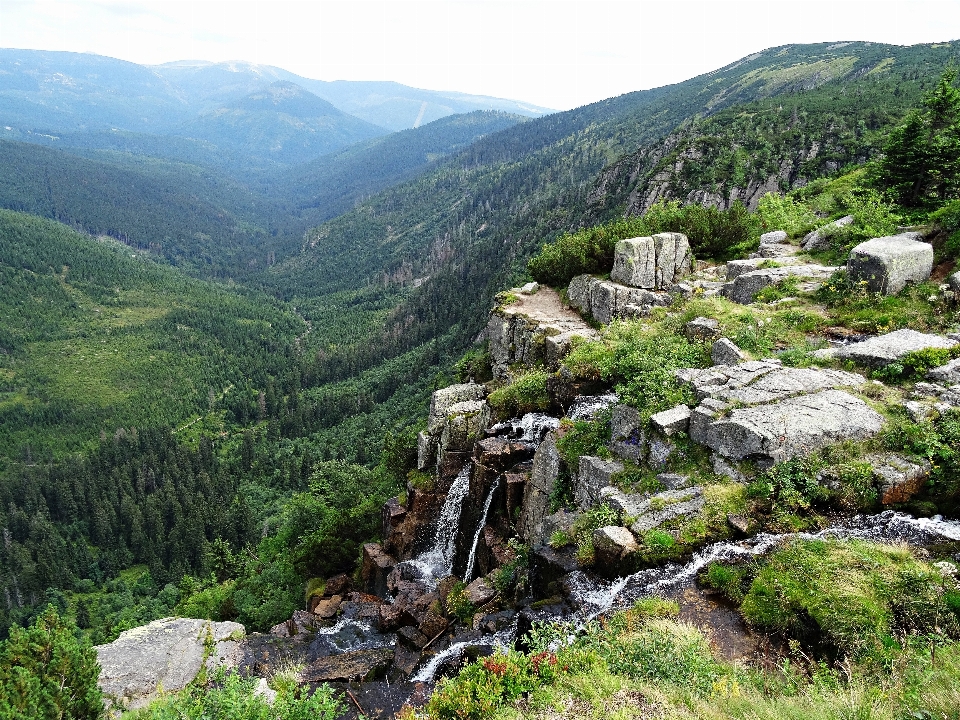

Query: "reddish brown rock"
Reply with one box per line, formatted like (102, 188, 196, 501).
(300, 648, 394, 682)
(324, 573, 352, 597)
(464, 578, 496, 607)
(398, 626, 430, 650)
(418, 610, 449, 640)
(873, 455, 931, 504)
(474, 437, 534, 471)
(312, 595, 342, 619)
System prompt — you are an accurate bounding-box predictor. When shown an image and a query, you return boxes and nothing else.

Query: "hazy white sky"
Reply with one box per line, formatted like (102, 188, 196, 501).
(0, 0, 956, 110)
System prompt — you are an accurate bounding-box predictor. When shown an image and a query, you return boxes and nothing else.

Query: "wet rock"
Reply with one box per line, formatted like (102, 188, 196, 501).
(928, 358, 960, 385)
(699, 389, 884, 462)
(650, 404, 691, 435)
(474, 437, 534, 471)
(418, 611, 449, 641)
(397, 626, 430, 651)
(871, 455, 931, 504)
(684, 316, 721, 342)
(301, 647, 394, 683)
(722, 264, 837, 304)
(95, 618, 244, 710)
(802, 215, 853, 251)
(518, 432, 561, 546)
(760, 230, 788, 245)
(569, 392, 619, 421)
(833, 329, 957, 367)
(361, 543, 396, 598)
(313, 595, 342, 619)
(382, 498, 408, 545)
(592, 526, 639, 578)
(610, 232, 692, 289)
(464, 577, 496, 607)
(531, 546, 580, 598)
(271, 610, 317, 639)
(575, 456, 624, 509)
(392, 646, 422, 677)
(847, 235, 933, 295)
(726, 513, 754, 536)
(712, 338, 746, 366)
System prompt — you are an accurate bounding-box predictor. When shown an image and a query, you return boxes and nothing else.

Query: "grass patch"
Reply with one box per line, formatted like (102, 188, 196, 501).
(487, 370, 551, 420)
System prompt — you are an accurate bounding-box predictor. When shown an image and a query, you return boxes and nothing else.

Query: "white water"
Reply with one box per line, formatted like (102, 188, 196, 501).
(564, 511, 960, 621)
(464, 478, 501, 582)
(411, 623, 516, 682)
(403, 463, 473, 584)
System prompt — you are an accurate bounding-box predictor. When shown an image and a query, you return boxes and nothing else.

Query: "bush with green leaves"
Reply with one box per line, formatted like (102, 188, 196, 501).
(931, 198, 960, 260)
(756, 192, 818, 237)
(487, 370, 550, 420)
(643, 198, 760, 260)
(872, 346, 960, 383)
(740, 539, 959, 658)
(129, 668, 342, 720)
(0, 607, 103, 720)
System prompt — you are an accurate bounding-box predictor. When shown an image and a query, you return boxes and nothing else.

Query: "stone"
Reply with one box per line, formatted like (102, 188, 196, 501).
(520, 281, 539, 294)
(397, 626, 430, 650)
(567, 274, 594, 314)
(592, 526, 639, 578)
(438, 400, 492, 459)
(725, 257, 803, 280)
(608, 403, 645, 462)
(847, 235, 933, 295)
(681, 364, 866, 406)
(712, 337, 746, 366)
(697, 389, 884, 463)
(313, 595, 342, 619)
(833, 329, 957, 367)
(300, 647, 394, 682)
(712, 454, 749, 483)
(650, 404, 691, 436)
(464, 577, 496, 607)
(722, 264, 838, 304)
(684, 317, 721, 342)
(802, 215, 854, 251)
(96, 618, 244, 710)
(760, 230, 789, 245)
(610, 233, 691, 289)
(417, 431, 437, 471)
(750, 243, 802, 259)
(870, 455, 931, 504)
(360, 543, 396, 598)
(575, 456, 624, 509)
(656, 472, 692, 489)
(253, 678, 277, 705)
(418, 611, 449, 640)
(726, 514, 754, 536)
(630, 488, 705, 533)
(949, 271, 960, 294)
(927, 358, 960, 385)
(428, 384, 488, 433)
(518, 432, 561, 546)
(530, 546, 579, 598)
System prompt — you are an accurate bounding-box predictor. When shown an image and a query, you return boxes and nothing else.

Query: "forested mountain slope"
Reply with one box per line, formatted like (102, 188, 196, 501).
(274, 42, 960, 387)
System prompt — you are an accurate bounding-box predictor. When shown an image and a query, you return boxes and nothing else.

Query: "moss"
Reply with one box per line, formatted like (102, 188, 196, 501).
(407, 469, 435, 492)
(487, 370, 550, 420)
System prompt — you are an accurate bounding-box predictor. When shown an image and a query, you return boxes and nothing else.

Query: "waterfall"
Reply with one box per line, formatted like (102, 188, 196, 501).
(464, 478, 500, 582)
(403, 462, 473, 584)
(412, 621, 516, 682)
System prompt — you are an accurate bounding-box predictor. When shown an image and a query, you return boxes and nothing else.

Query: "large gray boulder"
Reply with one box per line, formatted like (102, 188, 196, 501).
(722, 264, 838, 304)
(847, 235, 933, 295)
(610, 233, 692, 289)
(712, 338, 746, 366)
(949, 271, 960, 294)
(575, 456, 624, 509)
(428, 384, 487, 433)
(695, 389, 884, 463)
(679, 363, 866, 406)
(760, 230, 788, 245)
(803, 215, 854, 251)
(96, 618, 244, 710)
(518, 432, 561, 545)
(833, 329, 957, 367)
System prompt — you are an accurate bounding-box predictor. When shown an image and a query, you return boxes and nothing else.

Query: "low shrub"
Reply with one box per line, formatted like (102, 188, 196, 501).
(487, 370, 550, 420)
(756, 192, 819, 237)
(643, 199, 760, 260)
(445, 582, 477, 625)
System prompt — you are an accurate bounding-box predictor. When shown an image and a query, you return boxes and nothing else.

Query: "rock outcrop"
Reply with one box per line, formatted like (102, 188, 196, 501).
(847, 235, 933, 295)
(609, 233, 692, 289)
(567, 275, 672, 324)
(802, 215, 853, 251)
(831, 329, 957, 367)
(722, 263, 837, 304)
(518, 431, 562, 546)
(96, 618, 244, 710)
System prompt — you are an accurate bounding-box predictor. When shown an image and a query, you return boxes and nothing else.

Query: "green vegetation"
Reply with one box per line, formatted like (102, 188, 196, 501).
(0, 607, 102, 720)
(487, 370, 550, 420)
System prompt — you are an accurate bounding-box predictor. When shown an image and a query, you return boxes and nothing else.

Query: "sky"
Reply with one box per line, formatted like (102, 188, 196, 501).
(0, 0, 956, 111)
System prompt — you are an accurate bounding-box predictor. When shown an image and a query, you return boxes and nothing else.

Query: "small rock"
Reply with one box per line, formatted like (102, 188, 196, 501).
(592, 526, 639, 578)
(712, 454, 749, 483)
(726, 513, 753, 536)
(325, 573, 352, 597)
(656, 472, 692, 489)
(520, 281, 539, 294)
(927, 358, 960, 385)
(871, 454, 931, 504)
(301, 647, 394, 682)
(803, 215, 853, 251)
(949, 271, 960, 294)
(464, 578, 496, 607)
(760, 230, 789, 245)
(847, 235, 934, 295)
(650, 404, 691, 436)
(397, 626, 430, 650)
(685, 316, 721, 342)
(253, 678, 277, 706)
(712, 338, 746, 366)
(630, 488, 705, 533)
(313, 595, 342, 619)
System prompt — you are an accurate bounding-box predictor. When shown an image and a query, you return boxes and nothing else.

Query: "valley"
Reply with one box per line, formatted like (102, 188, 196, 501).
(1, 40, 960, 720)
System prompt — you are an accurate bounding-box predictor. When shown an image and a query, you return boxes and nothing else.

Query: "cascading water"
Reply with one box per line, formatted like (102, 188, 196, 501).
(411, 621, 517, 682)
(464, 478, 501, 582)
(402, 462, 473, 584)
(564, 511, 960, 621)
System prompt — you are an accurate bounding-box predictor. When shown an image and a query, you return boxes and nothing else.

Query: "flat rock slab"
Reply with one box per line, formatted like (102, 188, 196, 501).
(833, 329, 957, 367)
(300, 647, 395, 682)
(600, 486, 705, 533)
(847, 235, 933, 295)
(722, 264, 838, 304)
(696, 389, 884, 462)
(96, 618, 244, 709)
(678, 362, 865, 405)
(725, 257, 803, 280)
(927, 358, 960, 385)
